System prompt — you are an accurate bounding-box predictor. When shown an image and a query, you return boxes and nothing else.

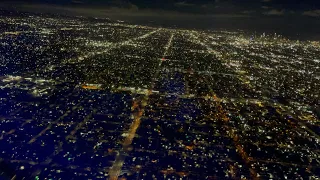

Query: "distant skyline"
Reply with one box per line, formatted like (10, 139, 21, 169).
(1, 0, 320, 41)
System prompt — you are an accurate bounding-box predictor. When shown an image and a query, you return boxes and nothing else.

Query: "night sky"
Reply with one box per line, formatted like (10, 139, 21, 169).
(2, 0, 320, 16)
(1, 0, 320, 40)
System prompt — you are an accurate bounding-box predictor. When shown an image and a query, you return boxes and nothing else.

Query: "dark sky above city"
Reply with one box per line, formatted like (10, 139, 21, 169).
(2, 0, 320, 17)
(1, 0, 320, 40)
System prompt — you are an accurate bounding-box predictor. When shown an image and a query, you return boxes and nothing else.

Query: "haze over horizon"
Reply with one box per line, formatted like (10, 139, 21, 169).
(1, 0, 320, 40)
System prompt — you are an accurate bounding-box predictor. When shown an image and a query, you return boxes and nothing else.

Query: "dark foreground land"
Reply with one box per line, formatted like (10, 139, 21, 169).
(0, 10, 320, 179)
